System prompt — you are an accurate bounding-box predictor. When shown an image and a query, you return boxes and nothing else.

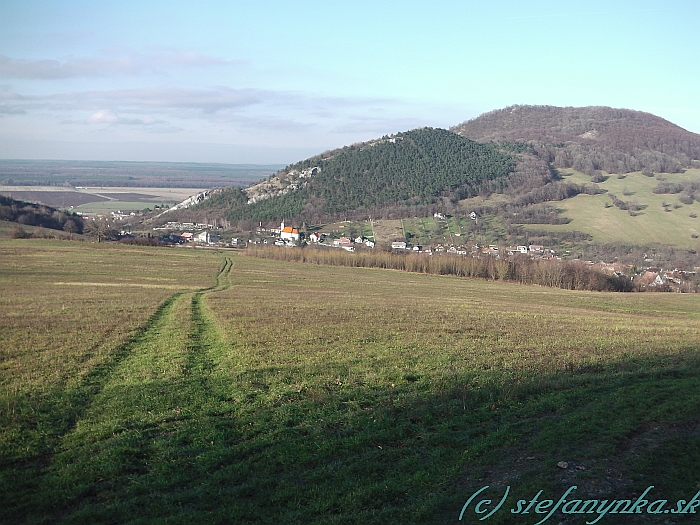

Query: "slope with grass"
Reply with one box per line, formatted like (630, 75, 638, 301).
(522, 169, 700, 247)
(4, 246, 700, 524)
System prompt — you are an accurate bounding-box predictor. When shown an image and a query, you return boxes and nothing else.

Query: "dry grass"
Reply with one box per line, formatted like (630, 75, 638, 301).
(210, 256, 700, 382)
(3, 246, 700, 524)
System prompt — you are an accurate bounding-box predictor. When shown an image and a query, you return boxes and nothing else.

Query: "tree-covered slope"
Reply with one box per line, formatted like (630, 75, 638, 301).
(0, 195, 84, 233)
(452, 105, 700, 176)
(200, 128, 515, 223)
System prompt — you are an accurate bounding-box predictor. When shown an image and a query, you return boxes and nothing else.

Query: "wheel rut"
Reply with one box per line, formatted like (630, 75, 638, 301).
(10, 256, 235, 523)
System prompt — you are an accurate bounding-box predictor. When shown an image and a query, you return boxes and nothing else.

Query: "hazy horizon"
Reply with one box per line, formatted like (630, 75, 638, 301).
(2, 0, 699, 164)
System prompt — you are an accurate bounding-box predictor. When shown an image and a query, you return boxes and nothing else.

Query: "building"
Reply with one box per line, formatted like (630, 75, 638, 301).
(279, 221, 300, 241)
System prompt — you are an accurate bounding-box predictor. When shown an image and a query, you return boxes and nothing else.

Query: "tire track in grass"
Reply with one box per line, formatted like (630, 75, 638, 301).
(18, 257, 235, 524)
(182, 256, 233, 407)
(0, 291, 186, 523)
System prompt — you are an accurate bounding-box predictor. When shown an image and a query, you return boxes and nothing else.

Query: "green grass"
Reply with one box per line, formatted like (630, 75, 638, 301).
(73, 201, 161, 213)
(2, 245, 700, 523)
(523, 169, 700, 248)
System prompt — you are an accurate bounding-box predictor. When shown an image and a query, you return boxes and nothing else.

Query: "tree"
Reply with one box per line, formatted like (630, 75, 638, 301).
(10, 225, 30, 239)
(84, 219, 118, 243)
(63, 219, 78, 240)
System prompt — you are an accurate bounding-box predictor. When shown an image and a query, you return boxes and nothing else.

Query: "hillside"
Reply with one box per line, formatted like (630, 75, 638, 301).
(172, 106, 700, 252)
(0, 195, 84, 235)
(452, 105, 700, 176)
(191, 128, 516, 224)
(520, 168, 700, 249)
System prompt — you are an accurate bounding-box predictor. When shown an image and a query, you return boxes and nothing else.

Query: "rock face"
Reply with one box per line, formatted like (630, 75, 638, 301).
(157, 189, 221, 216)
(243, 167, 321, 204)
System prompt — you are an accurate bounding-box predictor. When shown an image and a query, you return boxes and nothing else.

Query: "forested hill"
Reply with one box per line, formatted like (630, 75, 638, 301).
(197, 128, 515, 224)
(0, 195, 84, 233)
(452, 105, 700, 176)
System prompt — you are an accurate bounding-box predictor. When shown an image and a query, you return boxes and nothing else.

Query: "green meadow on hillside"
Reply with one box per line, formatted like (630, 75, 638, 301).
(524, 169, 700, 248)
(2, 242, 700, 524)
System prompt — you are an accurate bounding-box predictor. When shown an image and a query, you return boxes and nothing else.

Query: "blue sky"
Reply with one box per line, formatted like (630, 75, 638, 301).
(1, 0, 698, 164)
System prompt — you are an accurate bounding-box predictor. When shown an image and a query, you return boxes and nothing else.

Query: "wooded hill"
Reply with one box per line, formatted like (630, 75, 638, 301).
(196, 128, 515, 224)
(179, 105, 700, 239)
(452, 105, 700, 176)
(0, 195, 84, 233)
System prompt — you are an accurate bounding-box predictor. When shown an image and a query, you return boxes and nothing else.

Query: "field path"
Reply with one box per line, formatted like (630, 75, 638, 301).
(4, 256, 234, 524)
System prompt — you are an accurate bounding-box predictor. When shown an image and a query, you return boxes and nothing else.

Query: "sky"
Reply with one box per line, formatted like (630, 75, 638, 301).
(1, 0, 698, 164)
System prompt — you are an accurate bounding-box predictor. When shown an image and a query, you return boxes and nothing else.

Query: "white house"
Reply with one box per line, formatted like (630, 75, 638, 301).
(194, 231, 209, 243)
(279, 221, 300, 241)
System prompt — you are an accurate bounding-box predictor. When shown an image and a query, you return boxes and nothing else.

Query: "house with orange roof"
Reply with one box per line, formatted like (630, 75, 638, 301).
(279, 221, 300, 241)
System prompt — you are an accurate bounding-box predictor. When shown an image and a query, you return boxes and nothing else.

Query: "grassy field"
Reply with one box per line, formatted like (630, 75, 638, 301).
(524, 169, 700, 248)
(2, 243, 700, 523)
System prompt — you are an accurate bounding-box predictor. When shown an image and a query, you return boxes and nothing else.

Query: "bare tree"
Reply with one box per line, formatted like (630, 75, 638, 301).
(84, 219, 118, 243)
(63, 219, 78, 240)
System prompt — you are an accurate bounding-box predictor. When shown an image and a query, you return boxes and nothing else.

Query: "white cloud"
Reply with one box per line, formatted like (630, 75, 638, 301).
(0, 51, 245, 80)
(48, 87, 264, 114)
(87, 109, 119, 123)
(85, 109, 174, 131)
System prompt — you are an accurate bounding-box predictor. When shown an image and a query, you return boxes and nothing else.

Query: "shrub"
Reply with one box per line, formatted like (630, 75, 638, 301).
(679, 193, 695, 205)
(10, 225, 30, 239)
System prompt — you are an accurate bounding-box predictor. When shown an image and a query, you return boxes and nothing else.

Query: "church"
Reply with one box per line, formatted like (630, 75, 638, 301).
(279, 221, 300, 241)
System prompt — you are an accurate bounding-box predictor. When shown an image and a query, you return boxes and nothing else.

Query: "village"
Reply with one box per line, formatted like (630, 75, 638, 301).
(140, 218, 699, 292)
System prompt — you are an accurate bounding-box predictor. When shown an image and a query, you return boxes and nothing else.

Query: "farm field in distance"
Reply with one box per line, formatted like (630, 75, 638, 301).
(0, 159, 281, 213)
(0, 185, 208, 211)
(2, 242, 700, 523)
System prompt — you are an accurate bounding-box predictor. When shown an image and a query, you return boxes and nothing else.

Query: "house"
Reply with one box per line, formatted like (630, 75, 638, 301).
(391, 241, 407, 250)
(365, 240, 375, 248)
(334, 237, 353, 247)
(194, 231, 209, 243)
(279, 222, 300, 241)
(309, 232, 324, 243)
(637, 271, 664, 287)
(529, 244, 544, 253)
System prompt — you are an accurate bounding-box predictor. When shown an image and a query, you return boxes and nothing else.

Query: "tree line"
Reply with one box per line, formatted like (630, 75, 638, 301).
(245, 246, 632, 292)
